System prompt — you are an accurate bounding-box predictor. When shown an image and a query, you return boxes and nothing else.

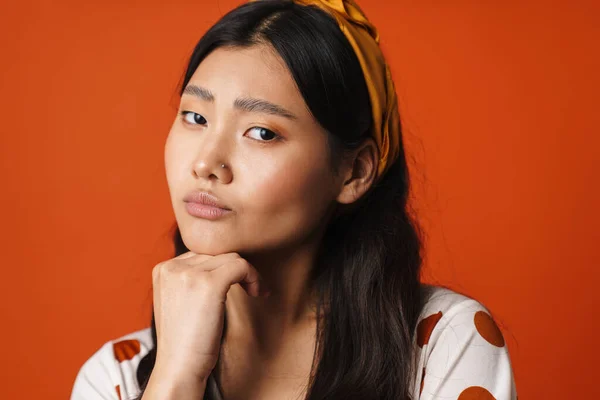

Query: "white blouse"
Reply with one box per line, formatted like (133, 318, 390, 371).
(70, 284, 518, 400)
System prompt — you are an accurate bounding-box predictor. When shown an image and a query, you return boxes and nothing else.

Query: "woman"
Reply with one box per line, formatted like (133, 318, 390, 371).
(71, 0, 518, 399)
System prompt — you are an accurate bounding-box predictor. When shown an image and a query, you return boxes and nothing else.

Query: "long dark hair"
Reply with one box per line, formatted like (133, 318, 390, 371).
(136, 1, 425, 399)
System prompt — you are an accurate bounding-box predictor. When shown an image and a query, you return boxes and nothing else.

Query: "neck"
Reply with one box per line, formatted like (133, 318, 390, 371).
(226, 242, 320, 347)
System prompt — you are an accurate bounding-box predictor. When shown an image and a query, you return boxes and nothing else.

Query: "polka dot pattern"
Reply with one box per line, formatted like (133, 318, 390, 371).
(474, 311, 505, 347)
(113, 339, 141, 362)
(416, 311, 443, 347)
(413, 287, 517, 399)
(115, 384, 122, 400)
(457, 386, 497, 399)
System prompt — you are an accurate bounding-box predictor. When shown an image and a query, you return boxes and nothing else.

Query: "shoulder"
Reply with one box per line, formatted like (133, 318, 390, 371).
(413, 284, 517, 399)
(70, 327, 153, 400)
(415, 284, 507, 351)
(417, 284, 494, 336)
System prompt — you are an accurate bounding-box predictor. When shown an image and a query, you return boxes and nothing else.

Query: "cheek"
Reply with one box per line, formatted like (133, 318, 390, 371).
(164, 130, 192, 192)
(239, 149, 335, 232)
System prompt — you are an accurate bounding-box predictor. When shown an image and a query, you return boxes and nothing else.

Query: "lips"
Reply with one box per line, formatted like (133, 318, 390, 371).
(182, 190, 233, 221)
(183, 190, 231, 210)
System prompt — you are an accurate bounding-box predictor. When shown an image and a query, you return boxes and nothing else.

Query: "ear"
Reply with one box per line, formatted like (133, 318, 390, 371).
(336, 138, 379, 205)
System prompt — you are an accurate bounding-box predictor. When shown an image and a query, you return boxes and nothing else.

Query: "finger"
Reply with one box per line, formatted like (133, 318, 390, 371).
(163, 253, 241, 274)
(181, 253, 214, 266)
(212, 258, 264, 297)
(188, 252, 242, 269)
(178, 251, 241, 266)
(173, 251, 197, 260)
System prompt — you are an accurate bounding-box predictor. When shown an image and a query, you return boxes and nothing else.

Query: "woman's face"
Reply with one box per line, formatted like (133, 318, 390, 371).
(164, 44, 343, 256)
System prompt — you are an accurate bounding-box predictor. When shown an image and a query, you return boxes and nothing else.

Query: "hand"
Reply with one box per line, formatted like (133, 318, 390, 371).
(150, 251, 270, 383)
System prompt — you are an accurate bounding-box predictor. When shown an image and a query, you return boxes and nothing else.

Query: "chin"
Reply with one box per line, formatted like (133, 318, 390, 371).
(179, 229, 236, 256)
(182, 238, 234, 256)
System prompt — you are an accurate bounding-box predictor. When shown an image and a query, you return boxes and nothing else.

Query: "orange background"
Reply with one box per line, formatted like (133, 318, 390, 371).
(1, 0, 598, 398)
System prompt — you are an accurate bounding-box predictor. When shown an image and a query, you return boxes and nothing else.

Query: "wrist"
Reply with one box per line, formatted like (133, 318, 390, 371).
(143, 364, 209, 400)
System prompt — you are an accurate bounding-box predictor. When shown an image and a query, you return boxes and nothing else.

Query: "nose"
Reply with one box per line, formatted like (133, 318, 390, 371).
(191, 127, 233, 184)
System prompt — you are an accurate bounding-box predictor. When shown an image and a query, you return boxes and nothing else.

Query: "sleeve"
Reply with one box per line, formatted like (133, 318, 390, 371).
(416, 299, 518, 400)
(70, 341, 124, 400)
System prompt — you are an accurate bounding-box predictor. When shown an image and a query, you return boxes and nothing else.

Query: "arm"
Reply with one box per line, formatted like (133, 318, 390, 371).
(140, 365, 208, 400)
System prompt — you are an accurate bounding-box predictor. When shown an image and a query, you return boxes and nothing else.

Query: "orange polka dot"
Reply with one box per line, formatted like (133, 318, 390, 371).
(458, 386, 496, 400)
(474, 311, 505, 347)
(416, 311, 443, 347)
(115, 384, 122, 400)
(113, 339, 141, 362)
(419, 367, 426, 395)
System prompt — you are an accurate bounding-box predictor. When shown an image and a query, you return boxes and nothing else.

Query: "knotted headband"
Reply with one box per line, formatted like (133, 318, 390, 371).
(250, 0, 402, 180)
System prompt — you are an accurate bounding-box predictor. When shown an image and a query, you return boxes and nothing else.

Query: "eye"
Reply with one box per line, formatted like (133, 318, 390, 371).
(180, 111, 207, 125)
(245, 127, 279, 142)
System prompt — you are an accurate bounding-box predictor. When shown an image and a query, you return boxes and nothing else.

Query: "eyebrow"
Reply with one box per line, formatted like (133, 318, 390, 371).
(182, 84, 297, 120)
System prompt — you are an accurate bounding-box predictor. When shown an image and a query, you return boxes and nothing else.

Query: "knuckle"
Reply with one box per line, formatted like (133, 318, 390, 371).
(195, 274, 217, 295)
(152, 262, 164, 280)
(178, 268, 212, 290)
(231, 257, 249, 269)
(179, 268, 196, 285)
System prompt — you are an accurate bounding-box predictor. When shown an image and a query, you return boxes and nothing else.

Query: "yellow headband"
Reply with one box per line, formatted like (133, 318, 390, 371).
(250, 0, 401, 180)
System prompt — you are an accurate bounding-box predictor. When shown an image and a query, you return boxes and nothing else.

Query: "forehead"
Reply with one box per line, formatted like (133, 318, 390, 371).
(186, 45, 303, 108)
